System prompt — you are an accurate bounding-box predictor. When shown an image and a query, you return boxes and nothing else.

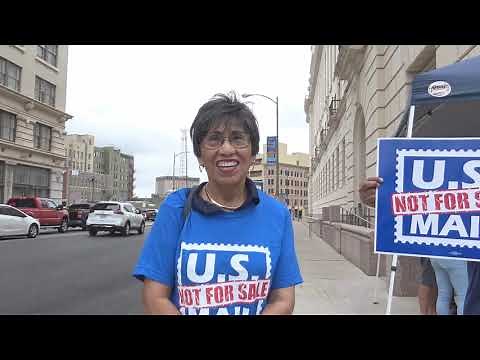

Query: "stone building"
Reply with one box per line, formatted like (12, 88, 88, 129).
(305, 45, 480, 295)
(155, 175, 200, 197)
(0, 45, 72, 203)
(248, 141, 309, 214)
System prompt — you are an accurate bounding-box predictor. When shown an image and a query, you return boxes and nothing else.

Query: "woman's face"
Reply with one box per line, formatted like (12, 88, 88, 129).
(199, 123, 255, 188)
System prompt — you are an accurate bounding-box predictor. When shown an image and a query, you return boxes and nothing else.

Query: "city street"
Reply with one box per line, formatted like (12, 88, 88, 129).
(0, 225, 150, 315)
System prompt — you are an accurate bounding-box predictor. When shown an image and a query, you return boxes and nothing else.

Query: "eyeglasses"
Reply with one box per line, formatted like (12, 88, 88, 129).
(202, 131, 250, 150)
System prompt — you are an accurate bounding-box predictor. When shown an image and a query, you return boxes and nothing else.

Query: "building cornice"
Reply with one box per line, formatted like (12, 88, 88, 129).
(304, 46, 323, 120)
(0, 83, 73, 124)
(0, 138, 67, 161)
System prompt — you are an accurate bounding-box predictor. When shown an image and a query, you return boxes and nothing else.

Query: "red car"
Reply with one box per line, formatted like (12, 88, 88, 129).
(6, 197, 69, 233)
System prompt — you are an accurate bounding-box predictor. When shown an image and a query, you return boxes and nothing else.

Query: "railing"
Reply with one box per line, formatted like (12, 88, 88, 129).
(340, 204, 374, 229)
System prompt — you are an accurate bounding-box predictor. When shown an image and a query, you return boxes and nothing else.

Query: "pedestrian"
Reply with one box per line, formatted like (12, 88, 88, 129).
(359, 176, 438, 315)
(360, 176, 467, 315)
(132, 92, 303, 315)
(429, 257, 468, 315)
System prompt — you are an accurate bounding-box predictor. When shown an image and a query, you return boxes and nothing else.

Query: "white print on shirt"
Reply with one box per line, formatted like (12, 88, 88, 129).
(176, 242, 272, 314)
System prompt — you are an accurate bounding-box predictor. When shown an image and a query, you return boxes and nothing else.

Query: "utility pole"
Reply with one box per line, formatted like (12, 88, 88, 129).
(181, 129, 188, 188)
(275, 96, 279, 197)
(172, 152, 176, 191)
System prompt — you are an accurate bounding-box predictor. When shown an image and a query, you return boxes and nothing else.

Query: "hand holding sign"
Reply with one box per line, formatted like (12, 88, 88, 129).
(359, 176, 383, 207)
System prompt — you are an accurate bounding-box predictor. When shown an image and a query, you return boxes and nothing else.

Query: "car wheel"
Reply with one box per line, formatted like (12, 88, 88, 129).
(138, 221, 145, 234)
(28, 224, 39, 238)
(122, 222, 130, 236)
(58, 218, 68, 233)
(89, 229, 97, 236)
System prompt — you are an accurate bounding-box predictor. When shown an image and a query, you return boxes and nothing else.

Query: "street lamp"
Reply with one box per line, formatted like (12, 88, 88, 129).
(90, 176, 95, 202)
(172, 151, 189, 190)
(242, 93, 279, 197)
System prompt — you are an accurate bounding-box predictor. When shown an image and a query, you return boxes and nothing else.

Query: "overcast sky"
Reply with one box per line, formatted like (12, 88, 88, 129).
(65, 45, 312, 197)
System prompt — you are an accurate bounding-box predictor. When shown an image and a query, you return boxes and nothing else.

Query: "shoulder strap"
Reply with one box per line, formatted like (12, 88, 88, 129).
(182, 185, 198, 225)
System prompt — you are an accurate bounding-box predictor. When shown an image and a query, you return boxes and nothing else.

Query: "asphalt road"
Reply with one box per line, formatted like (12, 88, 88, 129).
(0, 225, 152, 315)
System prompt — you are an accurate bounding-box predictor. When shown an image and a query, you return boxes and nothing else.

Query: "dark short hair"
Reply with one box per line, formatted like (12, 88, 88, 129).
(190, 92, 260, 157)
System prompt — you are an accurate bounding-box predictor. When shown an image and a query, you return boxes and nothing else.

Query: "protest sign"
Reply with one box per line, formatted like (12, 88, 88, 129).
(375, 138, 480, 262)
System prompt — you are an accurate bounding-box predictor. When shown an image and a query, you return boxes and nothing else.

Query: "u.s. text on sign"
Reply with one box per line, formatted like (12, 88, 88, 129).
(375, 138, 480, 261)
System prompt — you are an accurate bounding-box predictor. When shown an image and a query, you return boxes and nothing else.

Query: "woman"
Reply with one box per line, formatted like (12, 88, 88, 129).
(133, 92, 303, 315)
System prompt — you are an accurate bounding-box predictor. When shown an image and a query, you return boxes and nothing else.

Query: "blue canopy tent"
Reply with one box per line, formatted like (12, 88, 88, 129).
(384, 54, 480, 314)
(395, 54, 480, 137)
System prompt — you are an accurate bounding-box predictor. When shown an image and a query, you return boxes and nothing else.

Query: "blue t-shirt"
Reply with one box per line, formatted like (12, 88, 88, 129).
(132, 184, 303, 315)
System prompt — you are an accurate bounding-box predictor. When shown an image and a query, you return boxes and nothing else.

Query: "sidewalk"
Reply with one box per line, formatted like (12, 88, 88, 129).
(292, 220, 419, 315)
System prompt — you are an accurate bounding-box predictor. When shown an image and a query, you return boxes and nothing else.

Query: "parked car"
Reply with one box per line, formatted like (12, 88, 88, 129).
(86, 201, 145, 236)
(6, 197, 69, 233)
(0, 204, 41, 239)
(145, 209, 157, 221)
(68, 203, 92, 230)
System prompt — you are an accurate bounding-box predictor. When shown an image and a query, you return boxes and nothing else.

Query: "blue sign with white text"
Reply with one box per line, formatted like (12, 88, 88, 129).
(266, 136, 277, 165)
(375, 138, 480, 261)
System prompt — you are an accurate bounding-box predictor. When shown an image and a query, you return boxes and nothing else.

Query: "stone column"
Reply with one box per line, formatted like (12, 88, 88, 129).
(4, 161, 15, 201)
(49, 168, 64, 203)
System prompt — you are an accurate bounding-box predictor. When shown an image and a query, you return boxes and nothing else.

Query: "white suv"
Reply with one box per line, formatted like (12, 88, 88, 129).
(86, 202, 145, 236)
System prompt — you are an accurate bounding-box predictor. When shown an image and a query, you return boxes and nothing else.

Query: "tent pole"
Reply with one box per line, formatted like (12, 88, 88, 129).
(386, 105, 415, 315)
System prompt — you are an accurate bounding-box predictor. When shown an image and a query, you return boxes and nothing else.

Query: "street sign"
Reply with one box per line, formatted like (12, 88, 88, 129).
(266, 136, 277, 165)
(375, 138, 480, 261)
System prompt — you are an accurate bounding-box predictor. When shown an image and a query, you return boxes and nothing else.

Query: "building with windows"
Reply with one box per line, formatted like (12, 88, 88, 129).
(248, 141, 309, 215)
(305, 45, 480, 295)
(94, 146, 134, 201)
(155, 175, 200, 197)
(0, 45, 72, 203)
(65, 134, 95, 173)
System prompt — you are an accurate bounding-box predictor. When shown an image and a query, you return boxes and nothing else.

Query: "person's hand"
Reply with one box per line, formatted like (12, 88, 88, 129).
(358, 176, 383, 208)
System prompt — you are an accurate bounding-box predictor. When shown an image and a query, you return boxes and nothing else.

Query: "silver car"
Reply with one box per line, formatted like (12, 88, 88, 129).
(86, 202, 145, 236)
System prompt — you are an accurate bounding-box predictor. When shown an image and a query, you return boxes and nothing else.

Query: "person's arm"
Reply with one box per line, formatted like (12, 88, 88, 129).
(143, 279, 181, 315)
(261, 286, 295, 315)
(358, 176, 383, 207)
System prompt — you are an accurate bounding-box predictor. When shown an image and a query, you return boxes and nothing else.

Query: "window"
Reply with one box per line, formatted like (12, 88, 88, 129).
(0, 110, 16, 141)
(33, 123, 52, 151)
(5, 207, 26, 218)
(37, 45, 58, 67)
(0, 57, 21, 91)
(35, 76, 56, 106)
(342, 137, 346, 186)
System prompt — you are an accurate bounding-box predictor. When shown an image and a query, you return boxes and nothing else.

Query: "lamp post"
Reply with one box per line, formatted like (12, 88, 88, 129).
(172, 151, 189, 190)
(242, 93, 279, 197)
(90, 176, 95, 202)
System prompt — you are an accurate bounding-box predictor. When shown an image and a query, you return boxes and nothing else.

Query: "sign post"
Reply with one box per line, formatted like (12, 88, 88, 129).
(385, 104, 416, 315)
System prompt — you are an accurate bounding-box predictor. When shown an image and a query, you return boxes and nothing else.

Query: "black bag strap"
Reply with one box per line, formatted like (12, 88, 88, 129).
(182, 185, 198, 225)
